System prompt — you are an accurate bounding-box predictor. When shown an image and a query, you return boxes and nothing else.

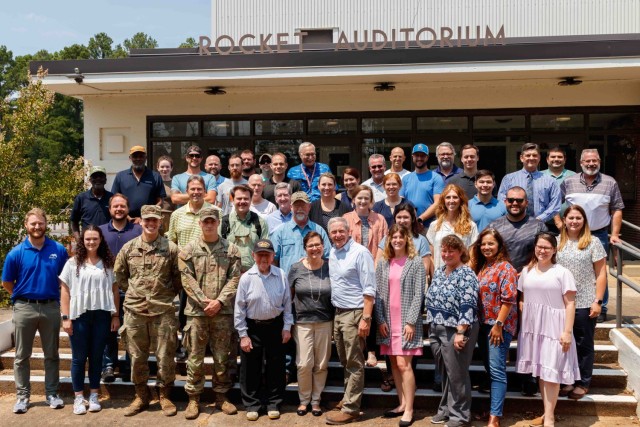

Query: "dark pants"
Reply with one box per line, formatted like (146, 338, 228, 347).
(573, 308, 596, 388)
(592, 228, 610, 313)
(240, 316, 286, 412)
(102, 291, 129, 372)
(70, 310, 111, 391)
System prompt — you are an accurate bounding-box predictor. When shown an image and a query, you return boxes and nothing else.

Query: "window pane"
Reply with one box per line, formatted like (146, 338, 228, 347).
(531, 114, 584, 131)
(362, 117, 411, 134)
(255, 139, 303, 166)
(362, 138, 412, 178)
(589, 113, 640, 130)
(308, 118, 357, 135)
(255, 119, 304, 135)
(152, 121, 199, 137)
(203, 120, 251, 137)
(473, 115, 525, 131)
(417, 116, 468, 133)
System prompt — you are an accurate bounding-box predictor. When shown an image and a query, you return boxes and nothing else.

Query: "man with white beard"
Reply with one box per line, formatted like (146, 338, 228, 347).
(561, 148, 624, 322)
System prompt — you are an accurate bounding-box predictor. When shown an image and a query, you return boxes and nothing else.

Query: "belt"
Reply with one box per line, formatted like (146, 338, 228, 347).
(15, 297, 57, 304)
(335, 307, 361, 314)
(247, 314, 283, 325)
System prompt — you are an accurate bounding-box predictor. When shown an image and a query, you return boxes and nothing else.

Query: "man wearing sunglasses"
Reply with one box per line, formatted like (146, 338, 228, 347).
(171, 145, 218, 207)
(362, 153, 387, 202)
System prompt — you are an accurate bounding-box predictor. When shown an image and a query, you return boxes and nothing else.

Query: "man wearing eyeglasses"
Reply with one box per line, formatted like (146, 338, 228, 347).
(362, 154, 387, 202)
(171, 145, 218, 207)
(487, 186, 548, 273)
(287, 142, 330, 202)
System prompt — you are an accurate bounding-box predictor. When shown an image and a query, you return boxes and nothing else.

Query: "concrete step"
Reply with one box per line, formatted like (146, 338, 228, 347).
(0, 372, 635, 417)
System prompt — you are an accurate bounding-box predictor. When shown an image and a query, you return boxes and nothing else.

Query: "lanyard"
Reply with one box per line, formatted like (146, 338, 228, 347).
(300, 163, 317, 190)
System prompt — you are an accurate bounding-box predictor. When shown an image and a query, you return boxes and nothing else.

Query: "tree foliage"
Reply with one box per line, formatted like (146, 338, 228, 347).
(179, 37, 198, 48)
(123, 32, 159, 51)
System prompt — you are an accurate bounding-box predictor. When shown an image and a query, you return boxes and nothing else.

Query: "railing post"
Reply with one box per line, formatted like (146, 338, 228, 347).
(616, 245, 623, 329)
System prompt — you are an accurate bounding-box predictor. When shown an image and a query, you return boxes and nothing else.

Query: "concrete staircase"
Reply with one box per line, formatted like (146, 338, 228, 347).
(0, 322, 636, 417)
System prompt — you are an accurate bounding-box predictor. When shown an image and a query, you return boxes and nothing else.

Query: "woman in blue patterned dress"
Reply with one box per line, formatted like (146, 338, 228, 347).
(425, 234, 479, 427)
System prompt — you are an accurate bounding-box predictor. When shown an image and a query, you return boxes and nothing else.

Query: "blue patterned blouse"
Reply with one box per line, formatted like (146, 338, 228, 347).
(426, 264, 479, 327)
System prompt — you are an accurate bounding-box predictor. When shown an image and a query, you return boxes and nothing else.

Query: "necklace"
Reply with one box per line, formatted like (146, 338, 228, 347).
(305, 259, 324, 303)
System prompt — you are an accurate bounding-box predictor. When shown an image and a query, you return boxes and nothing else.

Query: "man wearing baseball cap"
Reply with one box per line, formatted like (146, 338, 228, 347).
(111, 146, 166, 221)
(171, 145, 218, 207)
(399, 143, 445, 227)
(70, 165, 113, 242)
(234, 239, 293, 421)
(179, 207, 242, 419)
(114, 205, 181, 417)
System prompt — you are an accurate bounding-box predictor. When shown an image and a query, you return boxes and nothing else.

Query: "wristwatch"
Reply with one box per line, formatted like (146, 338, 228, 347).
(496, 320, 504, 327)
(362, 316, 372, 322)
(61, 314, 69, 321)
(594, 299, 603, 305)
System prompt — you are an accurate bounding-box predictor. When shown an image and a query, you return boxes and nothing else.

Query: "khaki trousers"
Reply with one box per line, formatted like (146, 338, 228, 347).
(293, 321, 332, 406)
(333, 309, 365, 415)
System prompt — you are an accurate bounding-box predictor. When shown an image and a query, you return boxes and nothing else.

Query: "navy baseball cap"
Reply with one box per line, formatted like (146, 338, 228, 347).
(412, 143, 429, 155)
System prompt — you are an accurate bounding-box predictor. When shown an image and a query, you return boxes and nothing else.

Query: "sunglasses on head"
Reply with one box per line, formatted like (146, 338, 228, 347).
(506, 197, 525, 204)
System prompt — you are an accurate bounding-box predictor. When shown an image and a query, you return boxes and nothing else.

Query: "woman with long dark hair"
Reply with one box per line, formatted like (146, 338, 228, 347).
(60, 225, 119, 415)
(470, 228, 518, 427)
(517, 232, 580, 427)
(556, 205, 606, 401)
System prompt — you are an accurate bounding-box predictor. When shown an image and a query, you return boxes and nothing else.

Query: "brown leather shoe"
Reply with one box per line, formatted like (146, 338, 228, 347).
(326, 410, 360, 425)
(559, 384, 574, 397)
(568, 386, 588, 400)
(487, 414, 501, 427)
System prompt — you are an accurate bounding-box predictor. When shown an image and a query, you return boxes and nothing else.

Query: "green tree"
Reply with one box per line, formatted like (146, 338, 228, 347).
(54, 43, 91, 60)
(179, 37, 197, 48)
(0, 45, 15, 101)
(88, 32, 114, 59)
(123, 32, 158, 51)
(0, 68, 85, 305)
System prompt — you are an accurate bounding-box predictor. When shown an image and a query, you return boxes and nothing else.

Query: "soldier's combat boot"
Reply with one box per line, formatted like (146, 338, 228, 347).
(124, 385, 150, 416)
(215, 392, 238, 415)
(158, 386, 177, 416)
(184, 395, 200, 420)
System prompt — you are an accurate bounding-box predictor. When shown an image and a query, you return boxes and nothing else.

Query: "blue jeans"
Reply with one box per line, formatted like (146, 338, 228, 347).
(70, 310, 111, 391)
(592, 228, 610, 312)
(103, 291, 129, 372)
(479, 324, 512, 417)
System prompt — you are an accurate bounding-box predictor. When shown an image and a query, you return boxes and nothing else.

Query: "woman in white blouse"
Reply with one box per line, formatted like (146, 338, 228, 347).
(60, 225, 119, 415)
(556, 204, 606, 401)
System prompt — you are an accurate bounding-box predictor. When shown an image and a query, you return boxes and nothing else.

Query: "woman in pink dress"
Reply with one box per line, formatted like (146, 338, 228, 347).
(516, 232, 580, 427)
(375, 224, 426, 427)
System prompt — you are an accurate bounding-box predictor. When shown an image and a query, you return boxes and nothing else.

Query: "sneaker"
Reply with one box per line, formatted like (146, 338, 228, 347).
(73, 395, 87, 415)
(13, 397, 29, 414)
(101, 367, 116, 383)
(431, 413, 449, 424)
(88, 393, 101, 412)
(268, 410, 280, 419)
(47, 394, 64, 409)
(246, 411, 259, 421)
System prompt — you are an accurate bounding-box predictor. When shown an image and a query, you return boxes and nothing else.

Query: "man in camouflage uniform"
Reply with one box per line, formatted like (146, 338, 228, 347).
(115, 205, 182, 417)
(179, 207, 242, 419)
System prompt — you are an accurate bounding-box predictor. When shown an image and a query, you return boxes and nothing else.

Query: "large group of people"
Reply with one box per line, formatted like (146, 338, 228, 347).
(1, 140, 625, 427)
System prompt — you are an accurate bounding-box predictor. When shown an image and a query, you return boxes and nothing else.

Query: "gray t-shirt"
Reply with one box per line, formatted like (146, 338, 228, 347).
(288, 261, 333, 323)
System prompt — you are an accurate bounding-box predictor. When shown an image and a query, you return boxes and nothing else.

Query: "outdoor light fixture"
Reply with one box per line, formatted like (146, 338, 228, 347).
(555, 116, 572, 122)
(204, 86, 227, 95)
(325, 120, 339, 126)
(374, 82, 395, 91)
(66, 67, 84, 84)
(558, 77, 583, 86)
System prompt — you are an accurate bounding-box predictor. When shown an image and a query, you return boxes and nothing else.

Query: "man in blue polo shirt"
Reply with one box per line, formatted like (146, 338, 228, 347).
(70, 165, 113, 242)
(111, 145, 165, 221)
(469, 170, 507, 232)
(171, 145, 217, 207)
(98, 193, 142, 382)
(2, 208, 69, 414)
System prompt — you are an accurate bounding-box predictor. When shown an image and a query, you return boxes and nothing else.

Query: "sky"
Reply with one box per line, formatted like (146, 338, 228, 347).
(0, 0, 211, 56)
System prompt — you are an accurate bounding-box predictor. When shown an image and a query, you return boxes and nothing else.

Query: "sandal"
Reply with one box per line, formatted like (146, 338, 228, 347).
(381, 377, 395, 392)
(568, 386, 588, 400)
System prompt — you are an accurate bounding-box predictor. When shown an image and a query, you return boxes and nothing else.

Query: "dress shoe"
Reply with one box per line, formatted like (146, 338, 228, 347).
(326, 411, 360, 425)
(399, 417, 414, 427)
(384, 408, 404, 418)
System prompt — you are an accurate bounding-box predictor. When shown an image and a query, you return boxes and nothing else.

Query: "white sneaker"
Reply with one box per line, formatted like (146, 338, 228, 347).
(46, 394, 64, 409)
(13, 397, 29, 414)
(88, 393, 101, 412)
(73, 395, 87, 415)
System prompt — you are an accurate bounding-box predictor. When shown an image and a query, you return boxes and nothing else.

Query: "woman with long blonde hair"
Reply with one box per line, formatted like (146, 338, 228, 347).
(426, 184, 478, 270)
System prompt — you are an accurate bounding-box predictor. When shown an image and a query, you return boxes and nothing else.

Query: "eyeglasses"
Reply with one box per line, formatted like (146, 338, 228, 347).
(506, 198, 525, 204)
(188, 154, 202, 159)
(306, 243, 323, 249)
(535, 245, 554, 251)
(370, 165, 385, 169)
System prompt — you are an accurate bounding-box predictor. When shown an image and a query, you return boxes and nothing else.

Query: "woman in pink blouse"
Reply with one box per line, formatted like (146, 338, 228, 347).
(470, 228, 518, 427)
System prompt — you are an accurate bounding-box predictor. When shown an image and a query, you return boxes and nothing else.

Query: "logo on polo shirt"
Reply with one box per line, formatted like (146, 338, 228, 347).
(49, 254, 58, 260)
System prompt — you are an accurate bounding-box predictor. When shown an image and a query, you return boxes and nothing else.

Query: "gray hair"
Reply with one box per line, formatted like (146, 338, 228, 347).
(436, 142, 456, 156)
(274, 182, 291, 194)
(368, 153, 385, 164)
(186, 174, 205, 189)
(298, 141, 316, 155)
(328, 216, 349, 232)
(580, 148, 600, 161)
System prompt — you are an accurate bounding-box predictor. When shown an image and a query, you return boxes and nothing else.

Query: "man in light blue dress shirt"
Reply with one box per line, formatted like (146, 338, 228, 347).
(266, 182, 293, 236)
(325, 217, 376, 425)
(234, 239, 293, 421)
(497, 142, 561, 224)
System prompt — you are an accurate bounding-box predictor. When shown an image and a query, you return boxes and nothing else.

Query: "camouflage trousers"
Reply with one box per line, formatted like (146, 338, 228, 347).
(183, 314, 235, 395)
(120, 310, 178, 387)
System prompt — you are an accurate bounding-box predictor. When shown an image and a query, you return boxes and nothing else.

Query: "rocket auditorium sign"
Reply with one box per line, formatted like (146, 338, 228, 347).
(198, 25, 506, 55)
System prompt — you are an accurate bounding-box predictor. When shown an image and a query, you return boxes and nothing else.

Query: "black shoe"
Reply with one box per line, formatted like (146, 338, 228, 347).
(311, 408, 322, 417)
(597, 312, 607, 323)
(384, 409, 404, 418)
(399, 418, 414, 427)
(432, 382, 442, 393)
(101, 367, 115, 383)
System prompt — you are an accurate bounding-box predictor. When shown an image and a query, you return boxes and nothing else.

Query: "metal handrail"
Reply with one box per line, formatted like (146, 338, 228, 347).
(609, 219, 640, 328)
